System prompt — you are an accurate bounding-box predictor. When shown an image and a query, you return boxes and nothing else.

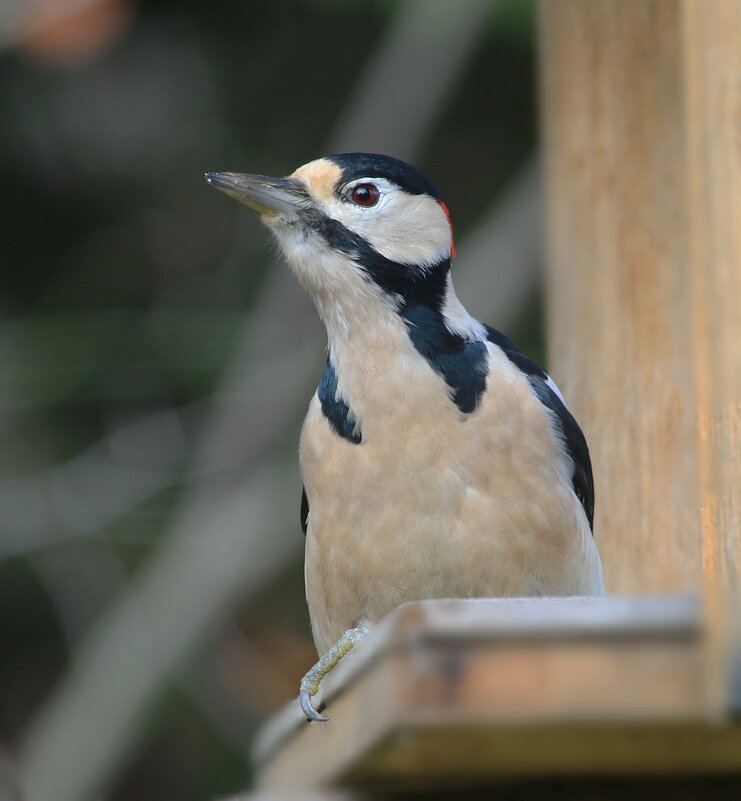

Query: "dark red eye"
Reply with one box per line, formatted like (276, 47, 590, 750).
(350, 183, 380, 207)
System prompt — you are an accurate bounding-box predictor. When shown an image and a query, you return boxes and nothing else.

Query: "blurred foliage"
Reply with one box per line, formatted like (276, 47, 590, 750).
(0, 0, 537, 798)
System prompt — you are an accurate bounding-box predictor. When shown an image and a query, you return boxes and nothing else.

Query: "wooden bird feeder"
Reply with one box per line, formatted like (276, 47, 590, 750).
(240, 2, 741, 796)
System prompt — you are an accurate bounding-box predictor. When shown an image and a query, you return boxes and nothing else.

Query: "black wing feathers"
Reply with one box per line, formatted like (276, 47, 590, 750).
(525, 377, 595, 530)
(300, 487, 309, 536)
(485, 326, 595, 531)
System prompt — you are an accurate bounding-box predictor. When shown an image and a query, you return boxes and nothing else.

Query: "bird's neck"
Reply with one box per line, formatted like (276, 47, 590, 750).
(317, 282, 412, 383)
(316, 274, 486, 411)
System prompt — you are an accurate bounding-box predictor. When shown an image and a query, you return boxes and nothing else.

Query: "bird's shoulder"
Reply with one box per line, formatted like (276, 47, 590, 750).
(483, 325, 595, 531)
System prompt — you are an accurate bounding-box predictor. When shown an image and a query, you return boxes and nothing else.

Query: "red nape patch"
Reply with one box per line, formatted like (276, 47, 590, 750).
(438, 201, 456, 258)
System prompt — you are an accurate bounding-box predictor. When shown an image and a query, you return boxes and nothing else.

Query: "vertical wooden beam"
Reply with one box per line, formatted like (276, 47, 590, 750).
(681, 0, 741, 711)
(539, 0, 740, 703)
(540, 0, 699, 594)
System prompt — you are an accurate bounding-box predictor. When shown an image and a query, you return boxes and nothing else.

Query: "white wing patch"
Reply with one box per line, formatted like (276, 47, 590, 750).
(545, 374, 566, 405)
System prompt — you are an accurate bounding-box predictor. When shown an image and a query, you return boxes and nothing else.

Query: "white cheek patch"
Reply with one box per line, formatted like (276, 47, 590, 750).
(323, 182, 452, 268)
(360, 194, 452, 267)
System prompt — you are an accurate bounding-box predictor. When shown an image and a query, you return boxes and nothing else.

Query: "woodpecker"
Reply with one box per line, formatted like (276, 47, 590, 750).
(206, 153, 604, 721)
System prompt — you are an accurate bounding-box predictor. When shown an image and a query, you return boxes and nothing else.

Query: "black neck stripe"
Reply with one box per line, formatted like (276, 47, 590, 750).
(318, 360, 362, 444)
(402, 303, 488, 414)
(310, 212, 487, 414)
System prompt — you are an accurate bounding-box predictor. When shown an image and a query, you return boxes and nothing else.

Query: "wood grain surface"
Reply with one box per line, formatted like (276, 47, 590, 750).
(539, 0, 741, 717)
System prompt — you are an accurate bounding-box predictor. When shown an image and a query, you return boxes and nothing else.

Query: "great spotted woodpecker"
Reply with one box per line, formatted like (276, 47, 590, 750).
(206, 153, 604, 721)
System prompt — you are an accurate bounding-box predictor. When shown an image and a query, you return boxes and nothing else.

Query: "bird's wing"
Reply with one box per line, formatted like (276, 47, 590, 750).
(485, 326, 595, 531)
(300, 486, 309, 536)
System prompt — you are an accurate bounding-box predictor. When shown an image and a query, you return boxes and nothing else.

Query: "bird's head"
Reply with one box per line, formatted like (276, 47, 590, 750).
(206, 153, 456, 317)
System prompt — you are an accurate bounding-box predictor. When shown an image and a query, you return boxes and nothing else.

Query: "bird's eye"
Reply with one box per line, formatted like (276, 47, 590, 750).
(350, 183, 380, 207)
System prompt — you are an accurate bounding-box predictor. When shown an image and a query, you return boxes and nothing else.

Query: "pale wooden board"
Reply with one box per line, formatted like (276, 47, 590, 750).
(248, 596, 741, 791)
(539, 0, 705, 597)
(681, 0, 741, 719)
(538, 0, 741, 714)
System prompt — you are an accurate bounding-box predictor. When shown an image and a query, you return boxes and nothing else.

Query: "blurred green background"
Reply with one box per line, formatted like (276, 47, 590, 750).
(0, 1, 540, 798)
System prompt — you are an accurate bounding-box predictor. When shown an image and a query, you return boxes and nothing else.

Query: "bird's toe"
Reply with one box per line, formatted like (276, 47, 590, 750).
(299, 689, 330, 722)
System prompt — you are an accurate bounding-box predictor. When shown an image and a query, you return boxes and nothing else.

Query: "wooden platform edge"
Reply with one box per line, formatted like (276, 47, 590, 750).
(248, 594, 741, 791)
(252, 596, 701, 766)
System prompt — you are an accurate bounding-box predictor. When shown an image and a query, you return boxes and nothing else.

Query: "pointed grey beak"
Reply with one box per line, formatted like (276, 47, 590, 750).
(205, 172, 309, 217)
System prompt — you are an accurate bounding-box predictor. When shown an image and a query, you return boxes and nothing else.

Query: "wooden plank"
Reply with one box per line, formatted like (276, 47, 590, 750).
(539, 0, 703, 596)
(538, 0, 741, 714)
(250, 597, 741, 791)
(681, 0, 741, 718)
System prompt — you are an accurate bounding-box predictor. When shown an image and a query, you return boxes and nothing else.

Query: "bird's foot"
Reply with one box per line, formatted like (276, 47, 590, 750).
(299, 626, 368, 722)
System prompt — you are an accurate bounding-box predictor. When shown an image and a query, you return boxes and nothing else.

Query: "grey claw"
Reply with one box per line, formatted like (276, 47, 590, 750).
(300, 689, 330, 722)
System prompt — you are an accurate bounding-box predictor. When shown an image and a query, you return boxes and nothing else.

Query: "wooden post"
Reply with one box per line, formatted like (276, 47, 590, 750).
(682, 0, 741, 712)
(539, 0, 741, 712)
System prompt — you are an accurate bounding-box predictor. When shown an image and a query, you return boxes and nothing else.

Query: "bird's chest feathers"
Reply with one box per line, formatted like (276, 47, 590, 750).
(300, 318, 556, 503)
(308, 315, 472, 457)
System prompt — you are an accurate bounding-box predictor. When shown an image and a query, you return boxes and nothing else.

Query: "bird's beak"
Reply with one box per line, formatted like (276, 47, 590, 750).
(205, 172, 309, 217)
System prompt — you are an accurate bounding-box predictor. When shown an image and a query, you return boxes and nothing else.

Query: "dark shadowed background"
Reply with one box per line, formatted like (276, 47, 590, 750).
(0, 1, 540, 798)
